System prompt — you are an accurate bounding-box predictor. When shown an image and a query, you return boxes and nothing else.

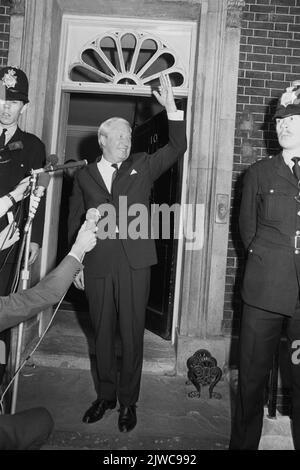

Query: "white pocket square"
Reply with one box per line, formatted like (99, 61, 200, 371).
(130, 169, 137, 175)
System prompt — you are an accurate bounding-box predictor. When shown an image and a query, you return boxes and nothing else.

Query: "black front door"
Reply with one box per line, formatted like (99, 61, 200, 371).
(132, 110, 183, 339)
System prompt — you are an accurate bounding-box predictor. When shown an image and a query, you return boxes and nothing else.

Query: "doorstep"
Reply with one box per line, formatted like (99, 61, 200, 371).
(28, 307, 176, 375)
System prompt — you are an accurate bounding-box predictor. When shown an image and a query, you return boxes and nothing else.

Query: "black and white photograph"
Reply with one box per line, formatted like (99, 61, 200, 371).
(0, 0, 299, 457)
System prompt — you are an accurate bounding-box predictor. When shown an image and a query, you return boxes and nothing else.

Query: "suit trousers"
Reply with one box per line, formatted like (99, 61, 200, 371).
(229, 303, 300, 450)
(0, 407, 54, 450)
(84, 239, 151, 406)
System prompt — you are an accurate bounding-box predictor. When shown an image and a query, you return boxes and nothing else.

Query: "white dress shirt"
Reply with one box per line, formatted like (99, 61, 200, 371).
(97, 157, 121, 193)
(0, 124, 17, 145)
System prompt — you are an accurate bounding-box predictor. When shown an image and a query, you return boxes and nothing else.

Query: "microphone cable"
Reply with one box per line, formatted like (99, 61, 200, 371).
(0, 289, 67, 415)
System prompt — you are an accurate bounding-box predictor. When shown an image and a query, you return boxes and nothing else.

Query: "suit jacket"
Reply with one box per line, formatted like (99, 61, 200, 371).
(0, 127, 46, 250)
(68, 119, 187, 277)
(240, 152, 300, 315)
(0, 255, 82, 332)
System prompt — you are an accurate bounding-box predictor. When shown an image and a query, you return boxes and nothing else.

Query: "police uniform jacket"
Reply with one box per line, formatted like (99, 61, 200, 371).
(240, 152, 300, 315)
(68, 119, 187, 278)
(0, 127, 46, 252)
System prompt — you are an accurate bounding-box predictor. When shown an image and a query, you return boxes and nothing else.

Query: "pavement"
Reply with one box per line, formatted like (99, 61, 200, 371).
(17, 365, 231, 451)
(10, 305, 297, 451)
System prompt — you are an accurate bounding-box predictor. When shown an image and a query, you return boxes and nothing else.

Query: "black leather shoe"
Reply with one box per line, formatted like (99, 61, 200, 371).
(82, 398, 116, 423)
(118, 404, 137, 432)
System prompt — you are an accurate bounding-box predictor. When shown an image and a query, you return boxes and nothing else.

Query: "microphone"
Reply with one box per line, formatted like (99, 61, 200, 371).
(51, 159, 88, 172)
(31, 154, 58, 174)
(85, 208, 100, 230)
(24, 173, 50, 232)
(0, 141, 24, 152)
(34, 172, 51, 198)
(32, 158, 87, 174)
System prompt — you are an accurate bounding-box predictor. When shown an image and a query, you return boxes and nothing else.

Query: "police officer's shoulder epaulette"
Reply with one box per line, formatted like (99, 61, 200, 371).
(252, 155, 274, 167)
(244, 156, 272, 174)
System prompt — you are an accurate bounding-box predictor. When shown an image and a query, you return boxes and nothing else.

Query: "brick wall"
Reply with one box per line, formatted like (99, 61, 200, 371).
(0, 0, 10, 67)
(223, 0, 300, 335)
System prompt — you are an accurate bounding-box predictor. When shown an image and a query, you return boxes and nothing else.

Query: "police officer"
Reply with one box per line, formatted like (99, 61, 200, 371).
(229, 80, 300, 450)
(0, 66, 46, 288)
(0, 66, 46, 384)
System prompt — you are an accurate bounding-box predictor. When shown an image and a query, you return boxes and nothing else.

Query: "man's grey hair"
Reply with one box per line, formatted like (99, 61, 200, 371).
(98, 117, 131, 149)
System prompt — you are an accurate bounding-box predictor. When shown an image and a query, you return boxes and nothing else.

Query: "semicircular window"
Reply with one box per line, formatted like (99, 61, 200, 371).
(69, 30, 185, 88)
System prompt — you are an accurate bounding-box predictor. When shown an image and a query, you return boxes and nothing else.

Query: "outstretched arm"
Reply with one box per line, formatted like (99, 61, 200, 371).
(0, 221, 97, 332)
(148, 74, 187, 182)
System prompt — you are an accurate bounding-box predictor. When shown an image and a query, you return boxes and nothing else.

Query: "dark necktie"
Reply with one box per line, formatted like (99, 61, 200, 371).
(0, 128, 7, 150)
(111, 163, 119, 192)
(292, 157, 300, 182)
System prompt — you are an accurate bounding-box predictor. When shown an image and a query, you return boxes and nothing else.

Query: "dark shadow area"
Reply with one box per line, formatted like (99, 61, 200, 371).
(261, 96, 282, 157)
(78, 134, 100, 164)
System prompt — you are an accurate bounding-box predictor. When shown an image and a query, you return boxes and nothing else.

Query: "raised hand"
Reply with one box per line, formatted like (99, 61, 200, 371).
(152, 73, 177, 114)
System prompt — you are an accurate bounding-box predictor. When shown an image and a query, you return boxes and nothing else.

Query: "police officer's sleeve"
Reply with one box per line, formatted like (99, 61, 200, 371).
(239, 165, 258, 250)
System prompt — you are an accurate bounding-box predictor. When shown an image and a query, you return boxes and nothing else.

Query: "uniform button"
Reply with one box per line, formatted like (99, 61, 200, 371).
(296, 250, 300, 254)
(270, 189, 274, 193)
(249, 249, 253, 253)
(297, 231, 300, 235)
(20, 164, 24, 167)
(298, 211, 300, 216)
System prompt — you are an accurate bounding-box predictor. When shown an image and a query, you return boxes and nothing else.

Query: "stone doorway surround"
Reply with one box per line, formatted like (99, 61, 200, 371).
(8, 0, 244, 372)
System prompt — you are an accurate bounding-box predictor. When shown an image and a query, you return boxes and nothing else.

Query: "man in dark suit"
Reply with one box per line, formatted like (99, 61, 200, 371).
(230, 80, 300, 450)
(0, 196, 97, 450)
(68, 74, 187, 432)
(0, 66, 46, 384)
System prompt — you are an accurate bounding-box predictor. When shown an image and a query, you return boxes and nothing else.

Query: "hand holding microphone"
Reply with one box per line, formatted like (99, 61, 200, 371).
(72, 208, 100, 291)
(24, 173, 50, 233)
(9, 176, 31, 203)
(85, 207, 100, 230)
(73, 208, 100, 255)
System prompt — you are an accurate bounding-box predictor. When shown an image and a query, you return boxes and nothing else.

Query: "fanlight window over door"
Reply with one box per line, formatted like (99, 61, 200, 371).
(69, 30, 186, 89)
